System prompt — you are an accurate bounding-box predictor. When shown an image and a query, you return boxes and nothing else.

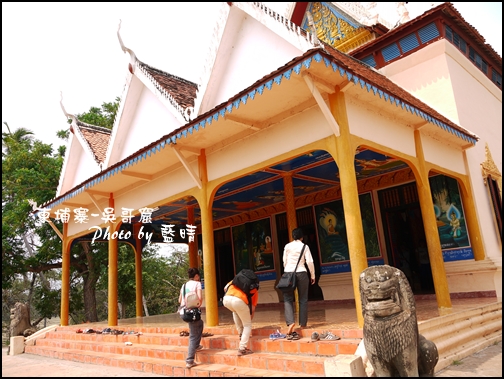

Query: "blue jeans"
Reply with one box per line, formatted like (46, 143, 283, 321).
(186, 318, 204, 364)
(283, 271, 309, 327)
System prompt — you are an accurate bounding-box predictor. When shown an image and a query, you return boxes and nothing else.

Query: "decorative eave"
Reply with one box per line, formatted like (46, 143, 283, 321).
(41, 47, 479, 210)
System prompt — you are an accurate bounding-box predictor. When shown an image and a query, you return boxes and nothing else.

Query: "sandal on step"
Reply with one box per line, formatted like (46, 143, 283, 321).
(287, 323, 295, 335)
(237, 348, 253, 356)
(286, 331, 300, 340)
(202, 332, 214, 337)
(180, 330, 189, 337)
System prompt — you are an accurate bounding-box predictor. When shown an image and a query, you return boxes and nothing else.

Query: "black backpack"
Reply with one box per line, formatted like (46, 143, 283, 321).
(232, 269, 260, 298)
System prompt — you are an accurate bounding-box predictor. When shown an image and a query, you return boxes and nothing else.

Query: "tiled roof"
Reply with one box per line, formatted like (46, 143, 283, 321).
(350, 2, 501, 65)
(75, 121, 112, 164)
(139, 61, 198, 110)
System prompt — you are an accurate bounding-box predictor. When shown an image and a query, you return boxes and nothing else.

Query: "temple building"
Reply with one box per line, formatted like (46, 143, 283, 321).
(40, 2, 501, 327)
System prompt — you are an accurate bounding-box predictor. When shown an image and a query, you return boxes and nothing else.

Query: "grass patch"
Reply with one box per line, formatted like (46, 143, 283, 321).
(452, 360, 463, 366)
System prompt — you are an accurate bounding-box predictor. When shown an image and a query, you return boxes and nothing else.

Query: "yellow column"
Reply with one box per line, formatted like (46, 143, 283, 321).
(329, 89, 368, 328)
(60, 222, 70, 326)
(414, 130, 451, 308)
(134, 223, 143, 318)
(198, 150, 219, 326)
(458, 176, 485, 261)
(187, 206, 198, 268)
(108, 222, 120, 326)
(282, 173, 299, 311)
(108, 194, 119, 326)
(283, 173, 298, 238)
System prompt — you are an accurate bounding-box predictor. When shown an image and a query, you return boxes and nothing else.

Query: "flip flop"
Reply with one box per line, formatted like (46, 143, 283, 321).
(286, 331, 300, 340)
(180, 330, 189, 337)
(202, 332, 214, 337)
(287, 323, 295, 335)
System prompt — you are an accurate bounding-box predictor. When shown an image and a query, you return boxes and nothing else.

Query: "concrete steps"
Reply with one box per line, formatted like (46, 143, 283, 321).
(24, 326, 361, 377)
(419, 301, 502, 373)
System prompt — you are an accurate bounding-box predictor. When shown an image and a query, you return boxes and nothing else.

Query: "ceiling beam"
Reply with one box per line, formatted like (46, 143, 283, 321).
(174, 145, 201, 155)
(86, 191, 104, 214)
(121, 170, 153, 181)
(85, 189, 110, 197)
(302, 72, 341, 137)
(339, 79, 353, 92)
(302, 71, 336, 94)
(224, 115, 261, 131)
(171, 145, 202, 189)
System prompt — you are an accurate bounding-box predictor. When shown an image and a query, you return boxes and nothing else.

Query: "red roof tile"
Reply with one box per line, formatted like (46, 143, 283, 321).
(75, 121, 111, 164)
(139, 62, 198, 110)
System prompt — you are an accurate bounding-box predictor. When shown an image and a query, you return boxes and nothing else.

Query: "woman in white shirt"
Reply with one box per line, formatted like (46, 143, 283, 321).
(282, 228, 315, 337)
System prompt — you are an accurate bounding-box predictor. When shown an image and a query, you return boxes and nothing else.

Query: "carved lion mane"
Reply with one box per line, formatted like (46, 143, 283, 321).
(359, 265, 438, 377)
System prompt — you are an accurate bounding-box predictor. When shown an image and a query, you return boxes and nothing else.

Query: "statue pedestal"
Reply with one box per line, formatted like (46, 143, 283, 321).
(324, 354, 366, 377)
(9, 336, 24, 355)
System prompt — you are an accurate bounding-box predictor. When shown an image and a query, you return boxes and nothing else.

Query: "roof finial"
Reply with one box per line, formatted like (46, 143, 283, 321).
(60, 91, 77, 131)
(118, 19, 137, 74)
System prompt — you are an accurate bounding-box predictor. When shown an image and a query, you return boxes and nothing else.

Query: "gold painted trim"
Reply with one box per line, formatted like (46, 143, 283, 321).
(481, 143, 502, 197)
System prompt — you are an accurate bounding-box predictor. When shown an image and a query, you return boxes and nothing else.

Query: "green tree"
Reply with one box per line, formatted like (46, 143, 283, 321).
(75, 97, 120, 129)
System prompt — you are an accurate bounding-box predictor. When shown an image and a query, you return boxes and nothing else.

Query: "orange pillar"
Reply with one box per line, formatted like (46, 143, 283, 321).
(60, 222, 70, 326)
(108, 194, 119, 326)
(134, 223, 144, 318)
(198, 150, 219, 326)
(283, 172, 298, 239)
(330, 89, 368, 328)
(414, 130, 451, 309)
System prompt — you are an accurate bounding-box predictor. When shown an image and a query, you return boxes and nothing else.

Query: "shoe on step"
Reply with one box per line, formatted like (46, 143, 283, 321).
(186, 361, 198, 369)
(237, 348, 253, 356)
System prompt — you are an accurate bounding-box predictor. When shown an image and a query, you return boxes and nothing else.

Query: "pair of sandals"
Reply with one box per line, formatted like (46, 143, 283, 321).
(286, 331, 301, 340)
(103, 328, 125, 335)
(76, 328, 99, 334)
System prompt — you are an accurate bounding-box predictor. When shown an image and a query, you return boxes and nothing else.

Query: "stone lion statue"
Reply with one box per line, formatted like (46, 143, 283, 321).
(10, 302, 36, 337)
(359, 265, 438, 377)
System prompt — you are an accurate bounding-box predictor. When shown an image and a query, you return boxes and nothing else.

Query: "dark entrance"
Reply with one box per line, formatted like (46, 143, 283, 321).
(214, 228, 234, 303)
(275, 208, 324, 301)
(378, 182, 434, 294)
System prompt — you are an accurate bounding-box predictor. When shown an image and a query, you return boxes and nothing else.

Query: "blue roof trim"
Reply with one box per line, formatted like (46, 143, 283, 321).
(44, 53, 476, 209)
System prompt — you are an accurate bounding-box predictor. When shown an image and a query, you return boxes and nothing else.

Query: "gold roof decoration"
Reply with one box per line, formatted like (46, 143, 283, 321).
(306, 2, 373, 53)
(481, 143, 502, 197)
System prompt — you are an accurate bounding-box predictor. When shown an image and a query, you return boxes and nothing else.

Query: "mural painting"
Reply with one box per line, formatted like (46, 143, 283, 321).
(429, 174, 473, 261)
(316, 192, 380, 266)
(250, 218, 274, 272)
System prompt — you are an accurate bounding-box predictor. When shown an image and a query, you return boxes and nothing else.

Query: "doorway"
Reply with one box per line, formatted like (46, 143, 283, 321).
(275, 208, 324, 301)
(214, 228, 234, 303)
(378, 183, 434, 294)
